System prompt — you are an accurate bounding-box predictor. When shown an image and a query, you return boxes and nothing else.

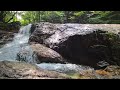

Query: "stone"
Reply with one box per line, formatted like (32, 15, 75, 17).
(0, 30, 14, 46)
(30, 44, 66, 64)
(0, 61, 69, 79)
(29, 22, 57, 44)
(29, 23, 120, 68)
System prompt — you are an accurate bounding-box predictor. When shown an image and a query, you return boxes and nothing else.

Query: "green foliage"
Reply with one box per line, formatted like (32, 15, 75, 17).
(0, 11, 18, 23)
(88, 11, 120, 24)
(2, 11, 118, 25)
(41, 11, 64, 23)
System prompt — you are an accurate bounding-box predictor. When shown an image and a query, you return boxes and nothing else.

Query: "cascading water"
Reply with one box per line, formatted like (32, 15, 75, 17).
(0, 24, 94, 74)
(0, 24, 32, 61)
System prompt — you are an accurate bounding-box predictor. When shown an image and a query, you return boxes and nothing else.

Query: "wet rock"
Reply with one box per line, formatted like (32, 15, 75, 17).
(16, 45, 38, 63)
(30, 44, 66, 64)
(0, 22, 20, 46)
(104, 65, 120, 77)
(0, 61, 69, 79)
(67, 65, 120, 79)
(0, 61, 120, 79)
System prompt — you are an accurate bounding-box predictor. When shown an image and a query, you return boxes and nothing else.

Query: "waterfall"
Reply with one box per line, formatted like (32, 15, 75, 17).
(0, 23, 94, 74)
(0, 24, 32, 61)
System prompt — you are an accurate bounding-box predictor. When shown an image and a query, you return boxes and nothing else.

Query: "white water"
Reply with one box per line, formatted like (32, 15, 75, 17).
(0, 24, 94, 74)
(0, 24, 32, 61)
(37, 63, 94, 74)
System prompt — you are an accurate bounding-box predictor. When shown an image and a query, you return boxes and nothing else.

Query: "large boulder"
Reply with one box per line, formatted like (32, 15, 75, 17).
(0, 61, 69, 79)
(29, 23, 120, 68)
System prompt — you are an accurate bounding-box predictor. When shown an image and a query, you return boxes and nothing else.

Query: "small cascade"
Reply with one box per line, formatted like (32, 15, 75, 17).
(0, 23, 95, 74)
(0, 24, 32, 61)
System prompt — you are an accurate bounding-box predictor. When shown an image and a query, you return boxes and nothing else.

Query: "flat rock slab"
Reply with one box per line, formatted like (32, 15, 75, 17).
(0, 61, 120, 79)
(0, 61, 69, 79)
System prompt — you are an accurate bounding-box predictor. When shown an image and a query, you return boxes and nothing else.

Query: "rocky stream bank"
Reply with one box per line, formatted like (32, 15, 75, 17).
(1, 22, 120, 79)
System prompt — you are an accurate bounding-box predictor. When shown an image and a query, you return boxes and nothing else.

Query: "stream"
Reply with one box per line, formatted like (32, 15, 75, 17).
(0, 24, 94, 74)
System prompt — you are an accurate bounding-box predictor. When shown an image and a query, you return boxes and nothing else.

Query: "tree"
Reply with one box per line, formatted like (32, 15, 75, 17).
(88, 11, 120, 24)
(19, 11, 120, 25)
(63, 11, 75, 23)
(0, 11, 18, 23)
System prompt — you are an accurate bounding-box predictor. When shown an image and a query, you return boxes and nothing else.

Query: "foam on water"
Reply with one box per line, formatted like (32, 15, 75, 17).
(0, 24, 32, 61)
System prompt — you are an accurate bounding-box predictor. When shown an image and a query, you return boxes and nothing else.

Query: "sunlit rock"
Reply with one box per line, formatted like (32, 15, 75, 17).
(29, 23, 120, 68)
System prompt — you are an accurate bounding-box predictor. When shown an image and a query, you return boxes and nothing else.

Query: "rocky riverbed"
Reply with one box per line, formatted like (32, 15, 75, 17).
(0, 61, 120, 79)
(1, 22, 120, 79)
(0, 61, 69, 79)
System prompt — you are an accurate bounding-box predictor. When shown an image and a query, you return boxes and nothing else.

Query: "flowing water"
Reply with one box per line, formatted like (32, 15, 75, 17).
(0, 24, 94, 74)
(0, 24, 32, 61)
(36, 63, 94, 74)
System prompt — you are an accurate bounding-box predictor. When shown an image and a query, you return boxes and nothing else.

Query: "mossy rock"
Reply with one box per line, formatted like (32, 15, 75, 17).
(104, 32, 120, 66)
(111, 43, 120, 65)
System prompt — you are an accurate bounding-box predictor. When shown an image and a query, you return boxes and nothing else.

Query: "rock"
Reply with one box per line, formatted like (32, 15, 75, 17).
(0, 61, 120, 79)
(29, 22, 57, 44)
(16, 45, 38, 63)
(0, 61, 69, 79)
(0, 21, 21, 33)
(0, 30, 14, 46)
(67, 65, 120, 79)
(30, 44, 66, 63)
(29, 23, 120, 68)
(0, 21, 21, 46)
(8, 21, 21, 32)
(16, 44, 66, 64)
(30, 23, 36, 34)
(98, 65, 120, 79)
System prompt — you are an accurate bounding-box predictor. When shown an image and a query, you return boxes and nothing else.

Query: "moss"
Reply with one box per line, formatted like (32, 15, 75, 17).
(104, 32, 120, 66)
(100, 32, 119, 42)
(66, 72, 94, 79)
(66, 73, 83, 79)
